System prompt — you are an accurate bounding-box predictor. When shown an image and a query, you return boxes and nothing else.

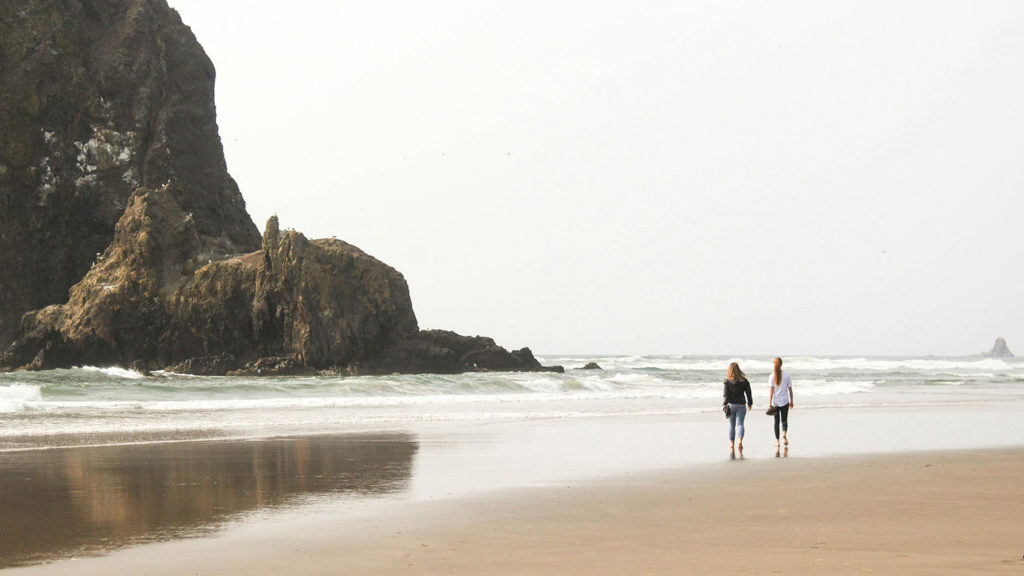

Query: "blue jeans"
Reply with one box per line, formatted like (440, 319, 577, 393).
(728, 403, 747, 442)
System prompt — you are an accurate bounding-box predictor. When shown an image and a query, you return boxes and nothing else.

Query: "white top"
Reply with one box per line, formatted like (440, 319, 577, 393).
(769, 370, 792, 407)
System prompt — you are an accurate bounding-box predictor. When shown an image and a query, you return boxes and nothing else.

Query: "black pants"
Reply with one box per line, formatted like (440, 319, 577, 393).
(773, 405, 790, 439)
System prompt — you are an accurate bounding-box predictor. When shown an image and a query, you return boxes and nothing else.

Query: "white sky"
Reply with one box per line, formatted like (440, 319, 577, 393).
(168, 1, 1024, 356)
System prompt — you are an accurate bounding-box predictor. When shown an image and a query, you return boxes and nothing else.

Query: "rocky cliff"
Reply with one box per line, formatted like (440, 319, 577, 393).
(0, 0, 260, 348)
(0, 0, 560, 375)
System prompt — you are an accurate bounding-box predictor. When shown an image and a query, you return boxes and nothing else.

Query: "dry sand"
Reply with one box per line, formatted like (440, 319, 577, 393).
(9, 447, 1024, 575)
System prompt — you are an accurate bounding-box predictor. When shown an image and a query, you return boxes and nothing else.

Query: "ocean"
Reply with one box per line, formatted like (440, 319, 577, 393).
(2, 355, 1022, 451)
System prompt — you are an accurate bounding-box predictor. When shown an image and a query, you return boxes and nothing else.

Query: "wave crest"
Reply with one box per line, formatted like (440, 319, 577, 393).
(0, 384, 43, 412)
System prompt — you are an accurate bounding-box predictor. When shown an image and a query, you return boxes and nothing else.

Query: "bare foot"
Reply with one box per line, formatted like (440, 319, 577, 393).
(783, 433, 789, 446)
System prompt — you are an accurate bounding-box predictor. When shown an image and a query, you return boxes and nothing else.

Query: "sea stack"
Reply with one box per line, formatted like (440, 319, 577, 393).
(0, 0, 561, 375)
(981, 338, 1014, 358)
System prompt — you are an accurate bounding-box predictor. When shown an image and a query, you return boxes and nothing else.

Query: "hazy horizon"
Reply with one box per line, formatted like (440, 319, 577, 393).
(168, 1, 1024, 357)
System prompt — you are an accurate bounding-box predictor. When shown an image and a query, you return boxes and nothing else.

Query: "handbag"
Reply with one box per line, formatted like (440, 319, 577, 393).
(766, 405, 778, 416)
(723, 405, 732, 418)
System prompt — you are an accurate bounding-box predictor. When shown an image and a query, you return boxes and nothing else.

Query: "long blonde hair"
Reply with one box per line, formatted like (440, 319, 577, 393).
(773, 357, 783, 387)
(727, 362, 746, 381)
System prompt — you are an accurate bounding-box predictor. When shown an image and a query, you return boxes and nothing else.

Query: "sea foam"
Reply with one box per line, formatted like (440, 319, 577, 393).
(0, 384, 43, 412)
(78, 366, 147, 379)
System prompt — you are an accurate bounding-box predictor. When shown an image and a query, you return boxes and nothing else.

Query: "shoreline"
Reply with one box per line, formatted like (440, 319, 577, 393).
(6, 446, 1024, 575)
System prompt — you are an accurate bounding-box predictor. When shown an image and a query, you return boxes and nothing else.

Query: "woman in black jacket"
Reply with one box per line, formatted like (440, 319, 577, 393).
(723, 362, 753, 453)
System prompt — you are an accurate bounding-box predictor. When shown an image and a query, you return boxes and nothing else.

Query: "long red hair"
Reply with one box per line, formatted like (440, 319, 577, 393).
(773, 357, 783, 387)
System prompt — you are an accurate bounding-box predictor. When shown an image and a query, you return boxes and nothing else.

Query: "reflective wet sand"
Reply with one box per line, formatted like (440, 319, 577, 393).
(0, 434, 417, 567)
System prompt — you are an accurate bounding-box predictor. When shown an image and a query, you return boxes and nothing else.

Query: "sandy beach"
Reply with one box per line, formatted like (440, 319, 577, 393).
(4, 404, 1024, 575)
(5, 448, 1024, 575)
(274, 449, 1024, 576)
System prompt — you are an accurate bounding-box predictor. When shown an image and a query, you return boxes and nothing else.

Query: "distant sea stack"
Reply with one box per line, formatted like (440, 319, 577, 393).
(981, 338, 1014, 358)
(0, 0, 561, 376)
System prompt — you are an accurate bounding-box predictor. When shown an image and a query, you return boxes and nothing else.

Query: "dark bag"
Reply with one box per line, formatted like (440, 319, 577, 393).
(766, 405, 778, 416)
(723, 405, 732, 418)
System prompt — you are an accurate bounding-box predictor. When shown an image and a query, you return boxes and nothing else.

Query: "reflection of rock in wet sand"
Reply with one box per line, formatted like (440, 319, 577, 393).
(0, 434, 418, 567)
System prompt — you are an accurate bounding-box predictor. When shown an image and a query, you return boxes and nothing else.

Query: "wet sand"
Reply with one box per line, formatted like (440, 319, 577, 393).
(4, 406, 1024, 574)
(303, 449, 1024, 575)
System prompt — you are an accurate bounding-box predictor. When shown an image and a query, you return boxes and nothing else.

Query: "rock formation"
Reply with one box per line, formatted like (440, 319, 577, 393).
(981, 337, 1013, 358)
(0, 0, 260, 348)
(0, 0, 561, 375)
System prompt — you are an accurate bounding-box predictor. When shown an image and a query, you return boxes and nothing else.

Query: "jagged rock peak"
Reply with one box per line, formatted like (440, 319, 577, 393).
(264, 215, 281, 247)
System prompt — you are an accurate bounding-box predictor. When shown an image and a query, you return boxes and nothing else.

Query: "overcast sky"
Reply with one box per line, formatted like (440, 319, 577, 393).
(168, 1, 1024, 356)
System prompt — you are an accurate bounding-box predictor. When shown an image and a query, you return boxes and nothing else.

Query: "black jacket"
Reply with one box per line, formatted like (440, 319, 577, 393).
(722, 378, 753, 406)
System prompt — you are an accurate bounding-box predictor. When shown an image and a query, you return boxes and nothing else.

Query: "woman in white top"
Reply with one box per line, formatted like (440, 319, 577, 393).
(768, 357, 794, 448)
